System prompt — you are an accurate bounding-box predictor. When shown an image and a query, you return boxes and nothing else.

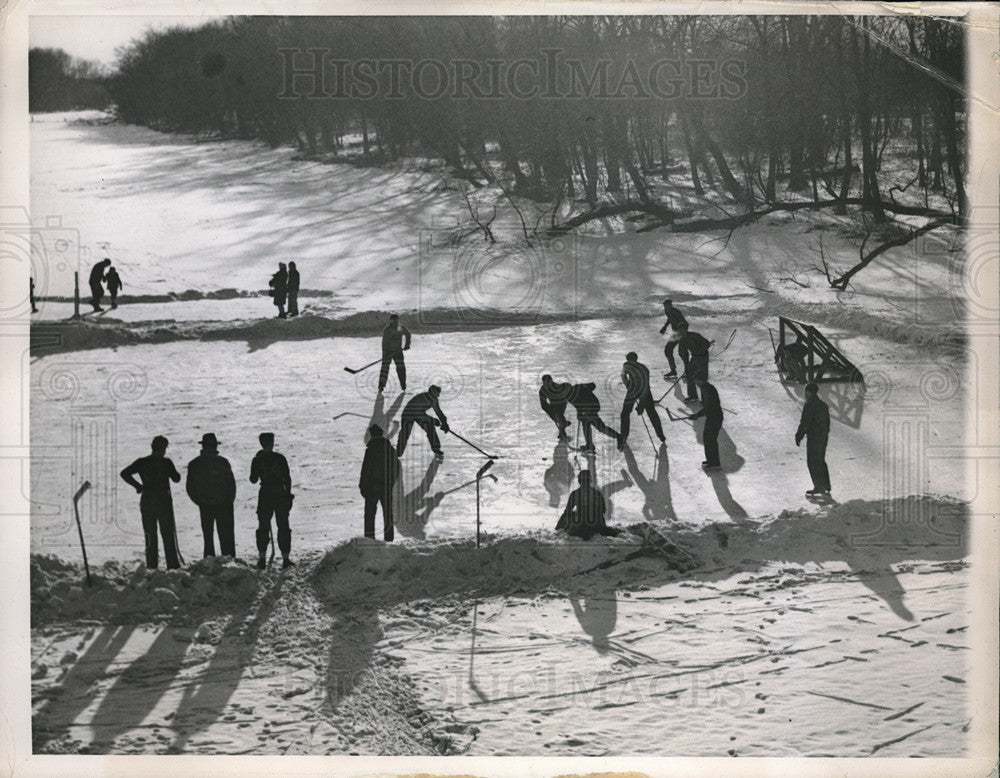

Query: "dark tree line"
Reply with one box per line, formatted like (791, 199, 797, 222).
(107, 16, 966, 223)
(29, 48, 111, 112)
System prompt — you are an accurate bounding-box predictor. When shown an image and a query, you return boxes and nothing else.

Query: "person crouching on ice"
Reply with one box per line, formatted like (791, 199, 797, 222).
(556, 470, 621, 540)
(396, 385, 449, 458)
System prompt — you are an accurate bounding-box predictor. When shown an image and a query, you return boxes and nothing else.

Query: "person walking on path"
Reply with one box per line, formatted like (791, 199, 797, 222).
(556, 470, 621, 539)
(88, 258, 111, 312)
(796, 382, 832, 496)
(397, 385, 449, 458)
(568, 382, 620, 453)
(379, 314, 411, 393)
(659, 299, 689, 378)
(539, 374, 572, 441)
(676, 322, 712, 403)
(688, 377, 725, 470)
(105, 266, 123, 310)
(120, 435, 182, 570)
(249, 432, 294, 569)
(619, 352, 666, 449)
(359, 424, 401, 541)
(186, 433, 237, 558)
(269, 263, 288, 318)
(287, 261, 300, 317)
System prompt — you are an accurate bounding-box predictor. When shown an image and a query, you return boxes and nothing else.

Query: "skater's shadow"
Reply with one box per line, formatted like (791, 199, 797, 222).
(706, 470, 749, 519)
(621, 443, 676, 521)
(32, 625, 137, 752)
(365, 391, 405, 444)
(89, 625, 196, 751)
(569, 590, 618, 655)
(543, 442, 574, 508)
(393, 457, 443, 540)
(323, 606, 382, 711)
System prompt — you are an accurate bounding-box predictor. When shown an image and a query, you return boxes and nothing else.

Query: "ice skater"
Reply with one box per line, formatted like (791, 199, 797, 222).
(676, 322, 712, 403)
(619, 352, 666, 449)
(105, 266, 123, 309)
(688, 377, 725, 470)
(287, 261, 300, 317)
(30, 277, 38, 314)
(88, 258, 111, 312)
(556, 470, 621, 539)
(539, 374, 572, 441)
(397, 385, 449, 458)
(359, 424, 402, 541)
(659, 299, 689, 378)
(796, 382, 832, 498)
(379, 314, 411, 393)
(269, 262, 288, 318)
(567, 382, 619, 453)
(120, 435, 182, 570)
(249, 432, 294, 569)
(185, 433, 237, 558)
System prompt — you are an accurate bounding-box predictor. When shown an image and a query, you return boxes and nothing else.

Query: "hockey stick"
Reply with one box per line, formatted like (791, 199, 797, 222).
(638, 412, 657, 452)
(72, 481, 93, 586)
(718, 328, 737, 354)
(656, 373, 685, 404)
(343, 349, 402, 375)
(447, 429, 499, 459)
(664, 407, 694, 423)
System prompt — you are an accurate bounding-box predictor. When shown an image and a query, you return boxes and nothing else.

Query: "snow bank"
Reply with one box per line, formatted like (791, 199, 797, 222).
(30, 554, 258, 626)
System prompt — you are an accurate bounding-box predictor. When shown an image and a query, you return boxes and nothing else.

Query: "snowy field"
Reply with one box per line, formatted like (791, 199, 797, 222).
(26, 112, 982, 757)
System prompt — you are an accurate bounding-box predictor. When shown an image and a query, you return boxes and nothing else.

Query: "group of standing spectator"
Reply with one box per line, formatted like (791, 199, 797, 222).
(269, 262, 300, 318)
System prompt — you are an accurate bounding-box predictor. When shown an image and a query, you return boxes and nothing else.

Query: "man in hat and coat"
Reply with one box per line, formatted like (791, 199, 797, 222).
(186, 432, 237, 558)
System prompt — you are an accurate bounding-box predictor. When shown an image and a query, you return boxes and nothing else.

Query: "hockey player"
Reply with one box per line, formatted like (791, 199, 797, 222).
(619, 352, 666, 449)
(397, 385, 449, 457)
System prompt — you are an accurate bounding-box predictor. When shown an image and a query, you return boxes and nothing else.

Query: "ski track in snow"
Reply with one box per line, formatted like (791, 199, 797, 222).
(26, 112, 974, 757)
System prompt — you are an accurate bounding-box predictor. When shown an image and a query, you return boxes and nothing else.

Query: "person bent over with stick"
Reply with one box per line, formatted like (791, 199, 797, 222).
(619, 352, 666, 449)
(676, 323, 712, 403)
(186, 433, 237, 558)
(121, 435, 181, 569)
(556, 471, 621, 540)
(359, 424, 401, 541)
(539, 374, 572, 441)
(379, 314, 411, 393)
(397, 385, 449, 458)
(568, 382, 620, 453)
(250, 432, 294, 569)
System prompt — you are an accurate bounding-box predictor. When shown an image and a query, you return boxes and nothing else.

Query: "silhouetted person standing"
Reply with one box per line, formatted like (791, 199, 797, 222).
(397, 385, 449, 458)
(186, 433, 237, 558)
(567, 382, 619, 453)
(105, 266, 123, 309)
(269, 262, 288, 318)
(539, 374, 572, 441)
(30, 277, 38, 313)
(619, 352, 666, 449)
(287, 261, 300, 317)
(250, 432, 293, 569)
(88, 258, 111, 312)
(379, 314, 411, 393)
(677, 322, 712, 402)
(659, 299, 689, 378)
(556, 471, 621, 539)
(689, 377, 724, 470)
(120, 435, 181, 570)
(359, 424, 401, 541)
(796, 382, 832, 496)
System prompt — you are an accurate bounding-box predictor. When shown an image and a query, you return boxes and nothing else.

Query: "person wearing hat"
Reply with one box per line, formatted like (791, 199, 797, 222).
(120, 435, 182, 569)
(539, 374, 572, 441)
(658, 299, 689, 378)
(249, 432, 294, 568)
(397, 385, 448, 458)
(359, 424, 402, 541)
(796, 382, 832, 497)
(619, 351, 666, 449)
(378, 313, 412, 393)
(186, 433, 237, 558)
(556, 470, 621, 540)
